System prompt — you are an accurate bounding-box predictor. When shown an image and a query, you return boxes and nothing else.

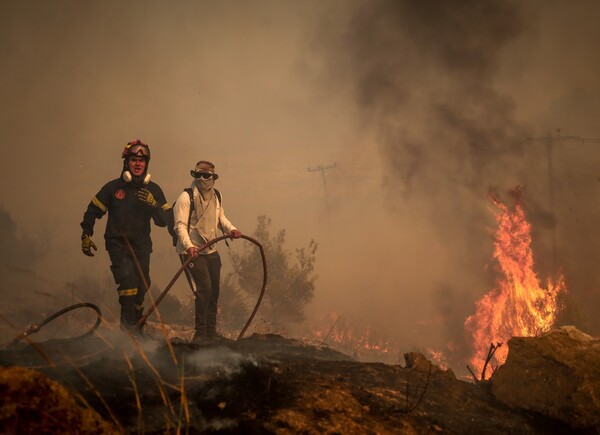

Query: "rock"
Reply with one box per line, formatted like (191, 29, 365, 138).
(490, 325, 600, 433)
(0, 366, 117, 434)
(404, 352, 457, 379)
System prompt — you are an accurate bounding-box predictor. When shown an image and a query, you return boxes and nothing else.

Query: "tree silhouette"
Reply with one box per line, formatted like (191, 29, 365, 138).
(227, 215, 318, 329)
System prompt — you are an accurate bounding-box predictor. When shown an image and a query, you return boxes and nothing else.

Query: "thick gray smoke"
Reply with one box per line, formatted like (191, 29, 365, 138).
(339, 1, 527, 187)
(314, 0, 600, 356)
(318, 0, 531, 345)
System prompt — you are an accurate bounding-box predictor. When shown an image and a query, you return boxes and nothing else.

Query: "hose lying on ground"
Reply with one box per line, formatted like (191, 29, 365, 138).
(6, 302, 102, 348)
(6, 235, 266, 348)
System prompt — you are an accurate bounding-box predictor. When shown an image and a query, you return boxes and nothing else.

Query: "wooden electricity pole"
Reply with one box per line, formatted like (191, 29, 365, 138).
(308, 163, 337, 208)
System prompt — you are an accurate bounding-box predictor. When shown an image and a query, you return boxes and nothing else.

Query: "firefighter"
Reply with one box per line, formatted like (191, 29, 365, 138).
(80, 140, 171, 335)
(172, 160, 241, 342)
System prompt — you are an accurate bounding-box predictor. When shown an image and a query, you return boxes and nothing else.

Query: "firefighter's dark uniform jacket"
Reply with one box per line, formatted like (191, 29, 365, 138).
(81, 178, 170, 254)
(81, 176, 170, 329)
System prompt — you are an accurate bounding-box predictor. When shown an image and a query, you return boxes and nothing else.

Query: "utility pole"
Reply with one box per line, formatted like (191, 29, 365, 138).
(308, 163, 337, 207)
(527, 129, 600, 269)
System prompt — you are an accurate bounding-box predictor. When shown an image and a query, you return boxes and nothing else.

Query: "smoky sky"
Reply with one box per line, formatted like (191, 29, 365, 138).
(1, 0, 600, 372)
(321, 0, 532, 196)
(314, 0, 600, 342)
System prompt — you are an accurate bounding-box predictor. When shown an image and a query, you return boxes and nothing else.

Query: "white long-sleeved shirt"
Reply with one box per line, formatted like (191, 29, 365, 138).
(173, 186, 236, 255)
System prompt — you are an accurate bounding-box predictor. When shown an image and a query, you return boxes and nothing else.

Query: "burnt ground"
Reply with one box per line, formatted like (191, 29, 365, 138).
(0, 332, 584, 434)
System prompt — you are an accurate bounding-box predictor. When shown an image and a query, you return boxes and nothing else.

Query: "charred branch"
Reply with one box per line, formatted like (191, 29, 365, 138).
(467, 342, 503, 383)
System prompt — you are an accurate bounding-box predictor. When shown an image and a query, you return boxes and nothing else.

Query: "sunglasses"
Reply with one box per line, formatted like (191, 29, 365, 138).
(193, 172, 214, 179)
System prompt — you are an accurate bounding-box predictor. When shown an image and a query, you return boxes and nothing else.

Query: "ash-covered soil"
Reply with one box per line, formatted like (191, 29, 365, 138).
(0, 331, 587, 434)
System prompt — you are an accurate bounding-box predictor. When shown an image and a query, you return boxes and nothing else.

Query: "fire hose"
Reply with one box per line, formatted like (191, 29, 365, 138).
(137, 234, 267, 341)
(6, 302, 102, 348)
(5, 235, 266, 347)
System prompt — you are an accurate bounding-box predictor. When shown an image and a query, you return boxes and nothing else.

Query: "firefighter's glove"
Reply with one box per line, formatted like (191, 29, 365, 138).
(229, 229, 242, 239)
(81, 234, 97, 257)
(136, 188, 157, 208)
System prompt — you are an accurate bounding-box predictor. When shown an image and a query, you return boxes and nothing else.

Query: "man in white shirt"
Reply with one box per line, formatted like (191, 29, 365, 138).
(173, 160, 241, 342)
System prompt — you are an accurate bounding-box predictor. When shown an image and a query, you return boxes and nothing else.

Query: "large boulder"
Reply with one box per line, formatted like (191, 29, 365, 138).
(490, 326, 600, 432)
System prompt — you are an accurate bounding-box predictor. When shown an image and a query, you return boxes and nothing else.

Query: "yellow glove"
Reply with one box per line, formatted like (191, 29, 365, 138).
(81, 234, 97, 257)
(136, 188, 157, 208)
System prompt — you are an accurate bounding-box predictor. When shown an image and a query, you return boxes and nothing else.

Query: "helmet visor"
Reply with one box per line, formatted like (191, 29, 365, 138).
(123, 140, 150, 159)
(128, 144, 150, 158)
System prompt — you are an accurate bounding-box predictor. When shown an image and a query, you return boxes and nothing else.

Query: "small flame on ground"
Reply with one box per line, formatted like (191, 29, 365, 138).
(310, 312, 395, 361)
(426, 349, 448, 371)
(465, 187, 566, 379)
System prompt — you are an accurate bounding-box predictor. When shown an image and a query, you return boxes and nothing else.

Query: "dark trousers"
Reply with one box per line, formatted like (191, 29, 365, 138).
(108, 249, 151, 330)
(188, 252, 221, 336)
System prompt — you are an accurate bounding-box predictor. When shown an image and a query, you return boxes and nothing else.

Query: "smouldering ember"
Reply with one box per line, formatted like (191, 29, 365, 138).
(465, 187, 566, 379)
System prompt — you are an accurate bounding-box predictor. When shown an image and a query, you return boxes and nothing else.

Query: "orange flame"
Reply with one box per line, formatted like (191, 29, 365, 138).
(465, 187, 566, 379)
(310, 312, 394, 360)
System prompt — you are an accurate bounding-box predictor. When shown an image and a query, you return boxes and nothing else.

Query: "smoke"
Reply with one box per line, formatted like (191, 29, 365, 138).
(1, 0, 600, 374)
(322, 0, 532, 205)
(311, 0, 600, 359)
(305, 0, 531, 358)
(187, 347, 253, 374)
